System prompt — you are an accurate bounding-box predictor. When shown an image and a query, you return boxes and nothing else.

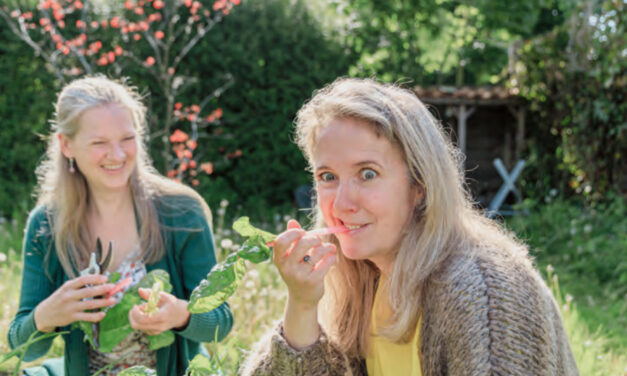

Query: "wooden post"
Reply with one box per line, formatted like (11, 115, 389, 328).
(507, 105, 526, 161)
(452, 104, 475, 159)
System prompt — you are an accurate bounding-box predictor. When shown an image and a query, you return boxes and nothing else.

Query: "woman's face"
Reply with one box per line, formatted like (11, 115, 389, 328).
(313, 117, 420, 273)
(60, 103, 138, 195)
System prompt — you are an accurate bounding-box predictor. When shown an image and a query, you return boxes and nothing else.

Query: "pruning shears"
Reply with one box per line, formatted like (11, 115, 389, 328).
(80, 237, 113, 277)
(79, 237, 113, 349)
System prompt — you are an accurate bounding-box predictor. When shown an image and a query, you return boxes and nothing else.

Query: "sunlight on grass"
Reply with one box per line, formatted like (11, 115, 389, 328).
(548, 266, 627, 376)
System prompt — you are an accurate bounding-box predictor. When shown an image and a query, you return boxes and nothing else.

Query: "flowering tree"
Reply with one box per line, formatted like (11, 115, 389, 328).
(0, 0, 242, 185)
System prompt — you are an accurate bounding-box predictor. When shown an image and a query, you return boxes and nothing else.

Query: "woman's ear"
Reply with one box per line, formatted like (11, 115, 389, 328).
(58, 133, 73, 159)
(413, 184, 425, 208)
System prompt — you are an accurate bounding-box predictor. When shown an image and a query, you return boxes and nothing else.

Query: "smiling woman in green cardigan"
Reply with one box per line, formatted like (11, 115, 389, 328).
(8, 76, 233, 376)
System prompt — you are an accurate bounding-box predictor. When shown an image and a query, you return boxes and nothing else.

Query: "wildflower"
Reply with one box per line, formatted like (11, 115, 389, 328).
(220, 239, 233, 249)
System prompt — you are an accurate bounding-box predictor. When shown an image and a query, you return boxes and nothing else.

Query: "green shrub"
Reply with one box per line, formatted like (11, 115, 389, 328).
(512, 0, 626, 200)
(0, 25, 57, 218)
(181, 0, 353, 216)
(0, 0, 352, 221)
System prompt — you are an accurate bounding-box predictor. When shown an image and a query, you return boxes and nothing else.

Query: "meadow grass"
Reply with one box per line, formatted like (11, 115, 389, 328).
(1, 200, 625, 375)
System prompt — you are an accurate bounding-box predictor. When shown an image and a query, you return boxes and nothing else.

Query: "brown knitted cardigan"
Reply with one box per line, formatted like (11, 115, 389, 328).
(240, 245, 579, 375)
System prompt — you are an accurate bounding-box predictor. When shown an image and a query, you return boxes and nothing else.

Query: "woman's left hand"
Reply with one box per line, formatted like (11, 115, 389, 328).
(128, 288, 190, 335)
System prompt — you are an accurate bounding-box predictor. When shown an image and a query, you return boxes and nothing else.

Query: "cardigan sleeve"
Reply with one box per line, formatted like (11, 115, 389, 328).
(423, 249, 579, 376)
(8, 207, 58, 361)
(166, 201, 233, 343)
(239, 322, 363, 376)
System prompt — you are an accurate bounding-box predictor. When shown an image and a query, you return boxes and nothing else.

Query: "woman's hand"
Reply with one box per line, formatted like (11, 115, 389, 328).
(273, 219, 337, 349)
(128, 288, 190, 335)
(33, 274, 115, 333)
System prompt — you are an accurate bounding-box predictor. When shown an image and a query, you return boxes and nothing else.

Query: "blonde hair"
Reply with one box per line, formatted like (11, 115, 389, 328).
(295, 77, 526, 356)
(36, 75, 211, 277)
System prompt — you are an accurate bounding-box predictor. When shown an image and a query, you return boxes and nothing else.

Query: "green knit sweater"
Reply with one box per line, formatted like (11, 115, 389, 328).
(8, 196, 233, 376)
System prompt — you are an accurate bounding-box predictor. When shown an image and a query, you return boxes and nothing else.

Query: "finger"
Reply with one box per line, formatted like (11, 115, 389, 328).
(311, 249, 338, 276)
(286, 235, 322, 262)
(273, 229, 306, 260)
(286, 219, 302, 230)
(65, 274, 108, 290)
(138, 288, 151, 300)
(77, 297, 116, 311)
(71, 283, 114, 301)
(128, 305, 145, 329)
(304, 243, 336, 266)
(73, 311, 106, 323)
(142, 328, 164, 336)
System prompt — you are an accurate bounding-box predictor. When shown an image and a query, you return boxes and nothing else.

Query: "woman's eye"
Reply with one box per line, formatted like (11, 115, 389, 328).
(361, 169, 377, 180)
(123, 136, 135, 142)
(319, 172, 335, 182)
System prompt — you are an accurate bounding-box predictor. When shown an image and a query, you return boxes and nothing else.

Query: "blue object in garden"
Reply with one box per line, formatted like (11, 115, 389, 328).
(294, 185, 314, 209)
(487, 158, 526, 218)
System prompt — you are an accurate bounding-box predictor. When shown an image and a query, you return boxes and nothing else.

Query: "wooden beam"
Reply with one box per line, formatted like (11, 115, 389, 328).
(451, 105, 475, 157)
(516, 108, 525, 161)
(507, 105, 526, 161)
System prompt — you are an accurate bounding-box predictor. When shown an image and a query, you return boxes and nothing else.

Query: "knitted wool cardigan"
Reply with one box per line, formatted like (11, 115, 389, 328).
(241, 244, 579, 376)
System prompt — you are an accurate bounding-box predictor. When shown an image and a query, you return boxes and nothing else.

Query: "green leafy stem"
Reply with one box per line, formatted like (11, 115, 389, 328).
(187, 217, 276, 314)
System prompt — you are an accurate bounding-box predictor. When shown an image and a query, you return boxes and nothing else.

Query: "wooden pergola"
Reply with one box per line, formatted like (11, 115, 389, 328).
(413, 86, 526, 168)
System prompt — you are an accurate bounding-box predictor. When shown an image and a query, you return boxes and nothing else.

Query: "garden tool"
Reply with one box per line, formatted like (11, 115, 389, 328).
(79, 237, 113, 349)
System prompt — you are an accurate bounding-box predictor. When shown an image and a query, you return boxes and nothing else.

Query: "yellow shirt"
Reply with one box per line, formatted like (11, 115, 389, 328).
(366, 276, 422, 376)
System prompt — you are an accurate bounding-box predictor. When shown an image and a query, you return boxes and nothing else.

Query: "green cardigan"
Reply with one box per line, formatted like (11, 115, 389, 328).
(8, 196, 233, 376)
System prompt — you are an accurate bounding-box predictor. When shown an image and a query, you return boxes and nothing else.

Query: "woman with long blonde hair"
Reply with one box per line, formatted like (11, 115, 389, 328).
(242, 78, 578, 375)
(9, 75, 232, 375)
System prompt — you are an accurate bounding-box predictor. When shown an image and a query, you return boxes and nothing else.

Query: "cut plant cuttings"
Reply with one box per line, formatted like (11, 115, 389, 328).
(74, 269, 175, 353)
(145, 279, 164, 316)
(188, 216, 275, 314)
(188, 217, 348, 314)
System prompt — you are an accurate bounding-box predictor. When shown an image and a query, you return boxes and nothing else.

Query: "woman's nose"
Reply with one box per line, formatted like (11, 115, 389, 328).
(109, 143, 126, 160)
(332, 180, 358, 213)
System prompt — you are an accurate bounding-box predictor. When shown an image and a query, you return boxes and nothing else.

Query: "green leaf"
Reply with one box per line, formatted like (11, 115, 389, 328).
(0, 331, 66, 366)
(187, 253, 246, 314)
(145, 280, 164, 316)
(188, 218, 276, 314)
(98, 289, 143, 353)
(148, 330, 175, 351)
(136, 269, 173, 292)
(109, 271, 122, 284)
(73, 320, 95, 349)
(77, 269, 174, 353)
(186, 354, 221, 376)
(232, 217, 276, 243)
(117, 366, 157, 375)
(237, 235, 272, 264)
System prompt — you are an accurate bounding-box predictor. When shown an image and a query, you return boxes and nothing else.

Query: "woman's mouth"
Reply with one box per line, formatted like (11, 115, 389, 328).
(102, 162, 125, 172)
(338, 221, 369, 235)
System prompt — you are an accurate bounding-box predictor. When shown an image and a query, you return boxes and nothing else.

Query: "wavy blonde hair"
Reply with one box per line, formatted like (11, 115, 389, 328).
(36, 75, 211, 277)
(295, 77, 526, 357)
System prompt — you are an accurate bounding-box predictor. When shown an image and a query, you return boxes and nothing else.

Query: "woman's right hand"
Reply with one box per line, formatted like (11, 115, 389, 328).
(33, 274, 115, 333)
(273, 219, 337, 349)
